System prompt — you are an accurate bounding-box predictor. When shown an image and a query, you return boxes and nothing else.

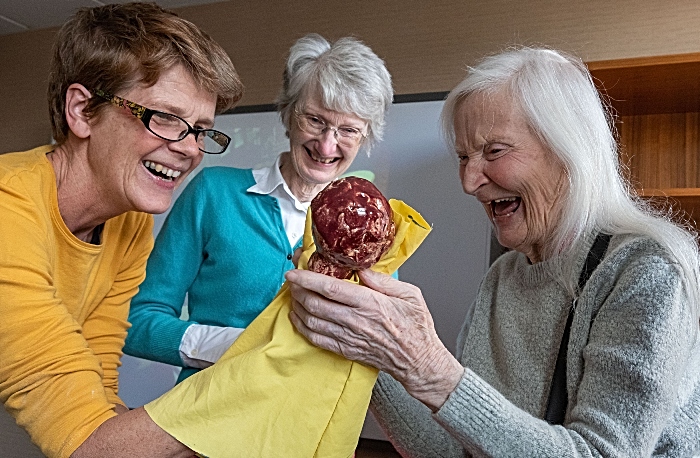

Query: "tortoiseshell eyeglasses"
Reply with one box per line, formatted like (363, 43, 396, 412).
(91, 89, 230, 154)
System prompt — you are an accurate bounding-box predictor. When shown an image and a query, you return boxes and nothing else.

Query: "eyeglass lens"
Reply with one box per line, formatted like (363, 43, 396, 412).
(298, 115, 363, 147)
(149, 112, 229, 154)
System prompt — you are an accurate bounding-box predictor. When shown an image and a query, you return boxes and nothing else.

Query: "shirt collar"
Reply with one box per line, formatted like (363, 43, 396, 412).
(249, 153, 285, 195)
(248, 153, 309, 212)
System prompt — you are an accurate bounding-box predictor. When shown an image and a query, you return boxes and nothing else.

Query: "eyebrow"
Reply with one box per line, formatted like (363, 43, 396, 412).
(158, 101, 215, 128)
(304, 109, 365, 129)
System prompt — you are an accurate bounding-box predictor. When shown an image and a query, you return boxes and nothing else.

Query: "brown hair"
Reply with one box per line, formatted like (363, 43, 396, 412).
(48, 2, 244, 144)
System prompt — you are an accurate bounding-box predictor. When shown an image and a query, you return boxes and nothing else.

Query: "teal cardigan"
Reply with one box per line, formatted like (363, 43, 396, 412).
(124, 167, 301, 382)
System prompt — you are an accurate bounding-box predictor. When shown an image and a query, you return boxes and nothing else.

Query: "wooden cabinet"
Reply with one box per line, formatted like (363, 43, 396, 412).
(586, 53, 700, 224)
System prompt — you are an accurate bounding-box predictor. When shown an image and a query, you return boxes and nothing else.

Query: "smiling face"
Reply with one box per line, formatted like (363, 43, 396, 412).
(87, 64, 215, 215)
(454, 90, 568, 263)
(282, 91, 367, 201)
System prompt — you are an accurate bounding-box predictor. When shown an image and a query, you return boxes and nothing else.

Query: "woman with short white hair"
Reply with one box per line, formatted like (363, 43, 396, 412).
(125, 33, 394, 382)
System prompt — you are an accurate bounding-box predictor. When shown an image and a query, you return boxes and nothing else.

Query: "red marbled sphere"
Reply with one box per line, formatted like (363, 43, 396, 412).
(308, 177, 395, 279)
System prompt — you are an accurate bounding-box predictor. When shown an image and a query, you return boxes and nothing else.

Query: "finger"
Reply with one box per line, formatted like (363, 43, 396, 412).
(285, 269, 373, 310)
(288, 280, 367, 337)
(291, 247, 302, 267)
(359, 269, 424, 303)
(287, 277, 333, 316)
(288, 293, 338, 339)
(289, 309, 352, 357)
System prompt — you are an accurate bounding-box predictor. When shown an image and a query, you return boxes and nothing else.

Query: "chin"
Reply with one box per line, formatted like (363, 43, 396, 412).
(301, 170, 336, 186)
(136, 198, 172, 215)
(147, 206, 171, 215)
(493, 230, 516, 252)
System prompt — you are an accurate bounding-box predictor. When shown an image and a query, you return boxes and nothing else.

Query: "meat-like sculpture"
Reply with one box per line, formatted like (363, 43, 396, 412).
(308, 177, 395, 279)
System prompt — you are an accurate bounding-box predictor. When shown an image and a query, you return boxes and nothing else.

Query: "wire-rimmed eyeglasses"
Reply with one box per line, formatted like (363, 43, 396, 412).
(295, 110, 367, 148)
(91, 89, 230, 154)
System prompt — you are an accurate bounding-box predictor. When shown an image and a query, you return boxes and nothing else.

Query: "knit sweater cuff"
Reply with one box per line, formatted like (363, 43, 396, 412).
(436, 367, 507, 437)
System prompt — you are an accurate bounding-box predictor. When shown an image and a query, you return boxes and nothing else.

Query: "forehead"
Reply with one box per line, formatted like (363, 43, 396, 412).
(454, 91, 529, 143)
(300, 91, 365, 125)
(459, 90, 521, 122)
(124, 65, 217, 120)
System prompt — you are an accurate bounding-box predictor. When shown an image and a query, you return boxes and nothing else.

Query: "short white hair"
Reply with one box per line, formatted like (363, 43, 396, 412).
(276, 34, 393, 153)
(442, 46, 700, 311)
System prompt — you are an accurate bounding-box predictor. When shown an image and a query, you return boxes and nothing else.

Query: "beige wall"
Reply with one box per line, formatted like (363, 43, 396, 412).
(0, 1, 699, 453)
(1, 0, 700, 153)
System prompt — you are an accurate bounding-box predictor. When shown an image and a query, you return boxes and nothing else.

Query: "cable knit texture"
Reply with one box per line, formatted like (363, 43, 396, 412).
(371, 233, 700, 457)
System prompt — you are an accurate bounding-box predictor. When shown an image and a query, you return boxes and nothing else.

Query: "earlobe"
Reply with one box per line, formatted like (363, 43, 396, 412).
(64, 84, 93, 139)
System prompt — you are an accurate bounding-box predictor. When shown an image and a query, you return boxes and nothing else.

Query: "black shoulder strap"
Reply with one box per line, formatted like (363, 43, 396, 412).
(544, 233, 612, 425)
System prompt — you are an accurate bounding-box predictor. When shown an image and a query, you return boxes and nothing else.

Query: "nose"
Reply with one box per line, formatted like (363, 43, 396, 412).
(170, 131, 203, 159)
(460, 156, 489, 195)
(316, 127, 340, 155)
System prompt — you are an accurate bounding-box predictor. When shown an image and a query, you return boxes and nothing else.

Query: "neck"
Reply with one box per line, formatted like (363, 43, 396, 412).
(278, 152, 327, 202)
(49, 143, 111, 239)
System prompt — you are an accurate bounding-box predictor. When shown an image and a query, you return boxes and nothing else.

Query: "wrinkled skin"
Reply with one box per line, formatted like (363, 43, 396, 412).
(288, 180, 461, 411)
(286, 268, 464, 411)
(282, 92, 368, 202)
(284, 89, 570, 414)
(454, 90, 568, 263)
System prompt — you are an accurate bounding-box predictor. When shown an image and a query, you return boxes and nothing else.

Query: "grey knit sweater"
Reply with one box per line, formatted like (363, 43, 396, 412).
(371, 234, 700, 457)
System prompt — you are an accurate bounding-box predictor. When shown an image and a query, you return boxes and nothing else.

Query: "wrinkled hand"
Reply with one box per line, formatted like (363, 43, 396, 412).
(285, 268, 464, 411)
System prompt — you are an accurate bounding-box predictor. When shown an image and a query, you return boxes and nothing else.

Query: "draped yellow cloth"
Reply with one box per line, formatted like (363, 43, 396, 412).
(144, 199, 431, 458)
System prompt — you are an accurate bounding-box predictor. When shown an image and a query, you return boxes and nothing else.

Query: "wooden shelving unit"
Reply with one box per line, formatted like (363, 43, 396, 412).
(587, 53, 700, 223)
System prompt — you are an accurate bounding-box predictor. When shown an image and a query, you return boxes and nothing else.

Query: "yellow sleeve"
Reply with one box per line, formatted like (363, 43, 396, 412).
(82, 213, 153, 405)
(0, 160, 152, 458)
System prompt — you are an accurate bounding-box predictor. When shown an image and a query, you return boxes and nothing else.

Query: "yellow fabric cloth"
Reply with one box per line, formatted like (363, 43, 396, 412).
(145, 199, 431, 458)
(0, 146, 154, 458)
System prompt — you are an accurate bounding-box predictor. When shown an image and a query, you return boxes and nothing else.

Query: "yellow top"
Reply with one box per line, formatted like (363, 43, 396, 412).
(146, 199, 431, 458)
(0, 146, 154, 458)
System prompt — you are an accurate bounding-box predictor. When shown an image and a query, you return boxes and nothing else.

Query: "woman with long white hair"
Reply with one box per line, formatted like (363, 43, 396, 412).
(285, 47, 700, 456)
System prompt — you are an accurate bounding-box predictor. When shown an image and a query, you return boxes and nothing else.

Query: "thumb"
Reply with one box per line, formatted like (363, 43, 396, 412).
(291, 247, 303, 267)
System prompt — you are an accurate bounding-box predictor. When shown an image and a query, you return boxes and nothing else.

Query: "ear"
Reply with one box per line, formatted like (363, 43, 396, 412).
(64, 84, 93, 139)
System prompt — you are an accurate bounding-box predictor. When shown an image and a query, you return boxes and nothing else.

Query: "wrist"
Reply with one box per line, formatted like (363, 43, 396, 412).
(403, 348, 464, 411)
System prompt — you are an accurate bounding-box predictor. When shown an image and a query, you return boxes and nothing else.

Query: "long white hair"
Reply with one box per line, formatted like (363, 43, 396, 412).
(442, 47, 700, 312)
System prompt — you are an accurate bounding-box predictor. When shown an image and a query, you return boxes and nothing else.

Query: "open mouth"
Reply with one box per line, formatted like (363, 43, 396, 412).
(306, 147, 339, 164)
(143, 160, 182, 182)
(491, 197, 521, 217)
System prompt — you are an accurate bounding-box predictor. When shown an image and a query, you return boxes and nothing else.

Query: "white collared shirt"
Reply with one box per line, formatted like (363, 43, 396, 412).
(248, 153, 311, 247)
(180, 153, 310, 368)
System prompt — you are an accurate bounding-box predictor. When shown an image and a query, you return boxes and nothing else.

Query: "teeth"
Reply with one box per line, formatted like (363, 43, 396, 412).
(309, 152, 337, 164)
(144, 160, 182, 180)
(493, 197, 517, 203)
